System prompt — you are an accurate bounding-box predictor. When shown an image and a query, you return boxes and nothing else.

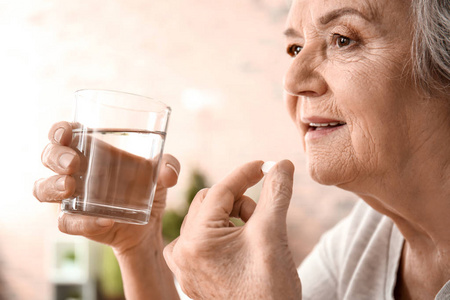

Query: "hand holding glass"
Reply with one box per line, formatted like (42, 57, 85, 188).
(61, 90, 171, 225)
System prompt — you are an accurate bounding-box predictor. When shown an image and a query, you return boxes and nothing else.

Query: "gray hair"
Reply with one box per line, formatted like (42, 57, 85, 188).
(412, 0, 450, 97)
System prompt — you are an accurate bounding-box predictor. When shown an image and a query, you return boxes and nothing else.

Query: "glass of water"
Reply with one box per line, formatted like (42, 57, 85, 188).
(61, 89, 171, 225)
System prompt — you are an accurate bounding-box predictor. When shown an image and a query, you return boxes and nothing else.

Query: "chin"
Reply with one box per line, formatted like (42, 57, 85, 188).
(308, 166, 341, 186)
(306, 157, 356, 187)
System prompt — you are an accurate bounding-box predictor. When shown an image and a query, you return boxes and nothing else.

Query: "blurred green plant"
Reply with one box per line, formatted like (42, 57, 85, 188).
(99, 245, 125, 299)
(162, 210, 184, 242)
(230, 217, 245, 226)
(63, 249, 76, 262)
(162, 169, 208, 242)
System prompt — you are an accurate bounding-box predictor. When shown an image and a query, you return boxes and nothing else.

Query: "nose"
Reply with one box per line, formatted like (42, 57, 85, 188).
(283, 48, 328, 98)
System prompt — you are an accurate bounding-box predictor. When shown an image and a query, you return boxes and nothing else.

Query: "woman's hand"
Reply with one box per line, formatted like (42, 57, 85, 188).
(164, 160, 302, 300)
(33, 121, 181, 255)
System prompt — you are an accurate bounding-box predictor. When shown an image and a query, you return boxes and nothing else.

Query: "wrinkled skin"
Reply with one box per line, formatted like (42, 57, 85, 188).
(164, 160, 302, 299)
(284, 0, 450, 298)
(283, 0, 423, 192)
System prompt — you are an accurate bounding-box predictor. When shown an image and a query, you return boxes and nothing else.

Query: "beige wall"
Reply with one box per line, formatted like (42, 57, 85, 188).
(0, 0, 357, 299)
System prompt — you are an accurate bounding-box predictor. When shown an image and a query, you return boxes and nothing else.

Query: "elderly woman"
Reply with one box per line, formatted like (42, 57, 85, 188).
(34, 0, 449, 298)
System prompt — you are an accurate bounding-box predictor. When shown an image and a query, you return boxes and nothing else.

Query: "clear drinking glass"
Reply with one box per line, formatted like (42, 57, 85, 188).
(61, 89, 171, 225)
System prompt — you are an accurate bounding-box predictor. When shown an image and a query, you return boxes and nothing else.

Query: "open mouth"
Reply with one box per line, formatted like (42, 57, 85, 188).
(308, 121, 346, 131)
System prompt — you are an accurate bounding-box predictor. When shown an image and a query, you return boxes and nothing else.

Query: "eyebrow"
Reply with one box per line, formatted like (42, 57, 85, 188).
(319, 7, 374, 25)
(283, 28, 300, 38)
(283, 6, 376, 37)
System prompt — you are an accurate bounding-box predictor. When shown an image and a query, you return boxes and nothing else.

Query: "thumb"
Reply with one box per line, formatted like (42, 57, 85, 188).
(58, 212, 115, 236)
(252, 160, 295, 226)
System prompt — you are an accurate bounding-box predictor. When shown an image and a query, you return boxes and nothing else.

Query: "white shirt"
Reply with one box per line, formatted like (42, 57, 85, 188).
(298, 201, 450, 300)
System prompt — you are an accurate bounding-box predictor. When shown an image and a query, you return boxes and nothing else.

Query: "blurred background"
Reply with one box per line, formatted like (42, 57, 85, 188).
(0, 0, 357, 299)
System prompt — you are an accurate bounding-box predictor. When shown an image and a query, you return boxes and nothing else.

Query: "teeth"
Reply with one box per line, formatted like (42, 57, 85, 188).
(309, 121, 345, 127)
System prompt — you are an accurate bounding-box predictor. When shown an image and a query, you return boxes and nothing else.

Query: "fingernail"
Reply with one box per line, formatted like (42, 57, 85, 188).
(55, 177, 66, 191)
(166, 163, 179, 177)
(53, 128, 65, 144)
(96, 218, 114, 227)
(261, 161, 277, 175)
(59, 153, 75, 169)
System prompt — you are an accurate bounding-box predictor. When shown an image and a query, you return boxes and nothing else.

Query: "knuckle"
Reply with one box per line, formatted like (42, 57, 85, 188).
(175, 241, 199, 263)
(58, 214, 82, 235)
(190, 188, 210, 205)
(57, 187, 72, 199)
(33, 179, 44, 201)
(197, 188, 209, 197)
(210, 183, 233, 198)
(162, 245, 170, 258)
(63, 152, 80, 175)
(57, 214, 68, 233)
(34, 176, 74, 202)
(46, 146, 80, 174)
(41, 144, 52, 167)
(61, 176, 76, 197)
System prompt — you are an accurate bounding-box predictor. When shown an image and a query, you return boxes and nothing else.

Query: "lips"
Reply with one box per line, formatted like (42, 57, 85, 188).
(308, 121, 346, 131)
(301, 117, 347, 137)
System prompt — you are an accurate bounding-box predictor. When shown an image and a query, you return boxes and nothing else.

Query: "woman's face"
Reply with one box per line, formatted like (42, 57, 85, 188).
(284, 0, 441, 192)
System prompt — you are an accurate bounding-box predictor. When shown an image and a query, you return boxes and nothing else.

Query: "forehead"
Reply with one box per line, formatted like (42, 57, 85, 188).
(285, 0, 406, 30)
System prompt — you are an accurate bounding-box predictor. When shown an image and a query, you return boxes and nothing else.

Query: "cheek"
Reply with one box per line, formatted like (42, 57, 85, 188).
(324, 70, 411, 181)
(305, 39, 415, 188)
(308, 64, 402, 185)
(283, 92, 298, 123)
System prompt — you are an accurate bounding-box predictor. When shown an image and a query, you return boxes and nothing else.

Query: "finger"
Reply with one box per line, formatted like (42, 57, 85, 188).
(197, 160, 264, 226)
(230, 195, 256, 223)
(48, 121, 74, 146)
(58, 212, 115, 236)
(163, 237, 179, 275)
(33, 175, 76, 202)
(157, 154, 181, 188)
(179, 188, 209, 235)
(162, 237, 190, 293)
(252, 160, 295, 225)
(41, 143, 80, 175)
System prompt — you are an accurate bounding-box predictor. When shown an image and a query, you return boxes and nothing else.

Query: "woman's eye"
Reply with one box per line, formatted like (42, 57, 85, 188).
(287, 45, 303, 57)
(333, 34, 354, 48)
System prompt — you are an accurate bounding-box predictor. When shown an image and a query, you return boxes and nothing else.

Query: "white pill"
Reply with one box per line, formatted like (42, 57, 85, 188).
(261, 161, 277, 175)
